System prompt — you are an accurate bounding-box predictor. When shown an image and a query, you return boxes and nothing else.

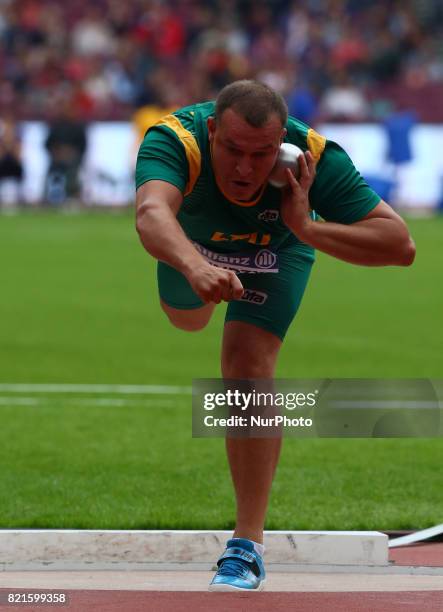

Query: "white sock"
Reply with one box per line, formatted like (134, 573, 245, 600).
(251, 540, 265, 557)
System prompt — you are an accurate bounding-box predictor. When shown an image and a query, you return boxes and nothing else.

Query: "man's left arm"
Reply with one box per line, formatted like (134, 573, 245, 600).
(281, 152, 416, 267)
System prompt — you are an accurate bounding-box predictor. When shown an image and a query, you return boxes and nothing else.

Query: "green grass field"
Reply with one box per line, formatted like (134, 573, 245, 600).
(0, 210, 442, 530)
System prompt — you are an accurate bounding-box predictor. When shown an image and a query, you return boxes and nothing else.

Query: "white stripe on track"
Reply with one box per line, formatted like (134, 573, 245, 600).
(0, 397, 40, 406)
(0, 384, 191, 395)
(0, 396, 178, 408)
(388, 524, 443, 548)
(331, 400, 439, 409)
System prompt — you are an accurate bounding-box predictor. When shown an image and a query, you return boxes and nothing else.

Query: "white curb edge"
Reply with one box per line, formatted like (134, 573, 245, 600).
(0, 530, 389, 570)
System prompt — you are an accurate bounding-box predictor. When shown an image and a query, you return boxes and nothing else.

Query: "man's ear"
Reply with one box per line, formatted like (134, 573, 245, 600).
(280, 127, 287, 144)
(207, 116, 216, 142)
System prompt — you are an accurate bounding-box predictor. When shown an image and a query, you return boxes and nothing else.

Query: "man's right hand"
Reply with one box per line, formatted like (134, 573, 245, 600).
(135, 182, 244, 303)
(186, 263, 244, 304)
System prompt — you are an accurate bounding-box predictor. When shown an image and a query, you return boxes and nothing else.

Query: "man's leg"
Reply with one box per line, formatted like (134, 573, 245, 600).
(157, 261, 216, 331)
(210, 251, 312, 590)
(221, 320, 282, 544)
(160, 300, 215, 332)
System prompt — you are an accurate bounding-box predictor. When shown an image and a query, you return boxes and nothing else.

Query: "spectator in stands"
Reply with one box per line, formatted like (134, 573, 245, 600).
(0, 112, 24, 208)
(44, 94, 87, 205)
(1, 0, 443, 122)
(286, 86, 319, 126)
(319, 70, 370, 122)
(130, 65, 183, 167)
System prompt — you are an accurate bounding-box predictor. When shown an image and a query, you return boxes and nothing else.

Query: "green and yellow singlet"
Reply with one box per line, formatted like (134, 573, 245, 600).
(136, 101, 380, 262)
(135, 101, 381, 340)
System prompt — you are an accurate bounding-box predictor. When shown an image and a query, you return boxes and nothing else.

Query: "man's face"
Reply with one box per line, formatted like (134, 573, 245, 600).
(208, 108, 286, 201)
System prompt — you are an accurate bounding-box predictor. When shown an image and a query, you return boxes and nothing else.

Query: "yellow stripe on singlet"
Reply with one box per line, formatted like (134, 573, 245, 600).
(157, 114, 201, 195)
(307, 128, 326, 161)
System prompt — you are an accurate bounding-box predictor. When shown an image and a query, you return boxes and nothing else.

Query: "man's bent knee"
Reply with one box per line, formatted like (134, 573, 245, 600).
(160, 300, 215, 332)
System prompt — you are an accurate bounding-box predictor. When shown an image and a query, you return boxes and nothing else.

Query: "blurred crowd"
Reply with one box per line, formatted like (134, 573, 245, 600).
(1, 0, 443, 125)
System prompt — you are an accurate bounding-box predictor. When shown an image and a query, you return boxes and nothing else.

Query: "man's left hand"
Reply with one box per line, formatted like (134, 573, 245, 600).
(280, 150, 317, 240)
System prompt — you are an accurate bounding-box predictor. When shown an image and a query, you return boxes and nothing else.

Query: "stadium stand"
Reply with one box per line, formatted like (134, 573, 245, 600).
(0, 0, 442, 122)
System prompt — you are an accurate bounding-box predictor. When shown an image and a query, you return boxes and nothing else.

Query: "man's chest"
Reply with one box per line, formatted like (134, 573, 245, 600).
(179, 176, 289, 249)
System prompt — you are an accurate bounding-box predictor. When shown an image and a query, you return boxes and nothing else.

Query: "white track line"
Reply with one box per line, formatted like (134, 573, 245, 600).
(0, 397, 178, 408)
(388, 524, 443, 548)
(0, 397, 40, 406)
(0, 384, 191, 395)
(331, 401, 440, 409)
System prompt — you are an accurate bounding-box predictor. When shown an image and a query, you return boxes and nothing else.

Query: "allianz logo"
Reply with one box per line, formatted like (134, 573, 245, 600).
(254, 249, 277, 269)
(240, 289, 268, 305)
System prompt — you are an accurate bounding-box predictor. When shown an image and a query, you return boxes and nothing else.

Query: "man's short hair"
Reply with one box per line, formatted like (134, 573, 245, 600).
(215, 80, 288, 128)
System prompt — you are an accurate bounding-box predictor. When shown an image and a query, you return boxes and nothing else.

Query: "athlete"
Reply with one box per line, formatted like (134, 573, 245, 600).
(135, 80, 415, 591)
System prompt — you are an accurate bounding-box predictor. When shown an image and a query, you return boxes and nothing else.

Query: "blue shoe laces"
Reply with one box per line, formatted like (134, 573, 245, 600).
(217, 557, 250, 578)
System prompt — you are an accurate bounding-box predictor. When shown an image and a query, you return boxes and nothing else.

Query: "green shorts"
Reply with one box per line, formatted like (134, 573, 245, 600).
(157, 248, 314, 341)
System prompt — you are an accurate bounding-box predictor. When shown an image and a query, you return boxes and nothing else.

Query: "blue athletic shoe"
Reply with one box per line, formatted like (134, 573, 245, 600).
(208, 538, 266, 592)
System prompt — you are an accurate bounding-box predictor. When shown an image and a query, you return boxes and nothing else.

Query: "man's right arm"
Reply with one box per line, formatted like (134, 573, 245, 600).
(136, 179, 204, 276)
(135, 180, 243, 303)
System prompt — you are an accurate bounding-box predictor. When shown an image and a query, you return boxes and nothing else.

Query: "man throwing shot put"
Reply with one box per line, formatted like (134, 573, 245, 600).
(135, 80, 415, 591)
